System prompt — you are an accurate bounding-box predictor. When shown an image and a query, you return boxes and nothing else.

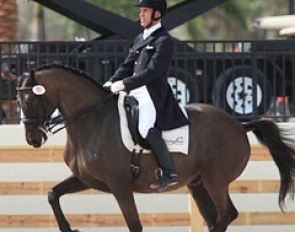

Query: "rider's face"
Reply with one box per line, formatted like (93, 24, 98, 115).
(139, 7, 160, 28)
(139, 7, 153, 28)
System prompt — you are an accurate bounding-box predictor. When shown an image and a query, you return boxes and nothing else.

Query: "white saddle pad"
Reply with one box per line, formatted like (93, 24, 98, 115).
(118, 92, 189, 155)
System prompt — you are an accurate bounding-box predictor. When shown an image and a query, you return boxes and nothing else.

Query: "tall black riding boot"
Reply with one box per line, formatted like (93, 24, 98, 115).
(145, 128, 178, 191)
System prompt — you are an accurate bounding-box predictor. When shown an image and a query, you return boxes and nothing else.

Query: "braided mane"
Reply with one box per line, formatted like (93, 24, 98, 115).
(36, 63, 101, 86)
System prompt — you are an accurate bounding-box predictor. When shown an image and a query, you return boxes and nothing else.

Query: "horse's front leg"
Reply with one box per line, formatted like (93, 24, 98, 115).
(109, 180, 142, 232)
(48, 175, 89, 232)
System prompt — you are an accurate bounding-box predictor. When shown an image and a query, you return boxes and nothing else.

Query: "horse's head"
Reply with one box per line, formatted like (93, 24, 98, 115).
(16, 70, 56, 148)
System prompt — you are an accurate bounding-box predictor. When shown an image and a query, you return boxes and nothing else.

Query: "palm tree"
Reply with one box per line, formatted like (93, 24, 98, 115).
(32, 3, 45, 40)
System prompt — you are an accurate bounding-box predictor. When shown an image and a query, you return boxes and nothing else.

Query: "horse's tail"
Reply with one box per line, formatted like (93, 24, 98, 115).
(243, 119, 295, 210)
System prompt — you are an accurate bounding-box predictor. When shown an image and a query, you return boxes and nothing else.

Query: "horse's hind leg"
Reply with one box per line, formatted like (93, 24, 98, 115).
(187, 181, 218, 230)
(226, 193, 238, 225)
(204, 182, 238, 232)
(48, 175, 89, 232)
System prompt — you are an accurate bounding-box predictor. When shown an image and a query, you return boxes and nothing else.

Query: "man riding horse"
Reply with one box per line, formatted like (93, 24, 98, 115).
(104, 0, 189, 191)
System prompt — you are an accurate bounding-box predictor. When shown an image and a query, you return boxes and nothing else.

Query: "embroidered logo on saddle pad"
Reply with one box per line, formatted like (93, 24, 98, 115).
(118, 92, 189, 155)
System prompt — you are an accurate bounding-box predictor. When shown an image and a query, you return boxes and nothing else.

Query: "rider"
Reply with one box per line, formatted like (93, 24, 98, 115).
(103, 0, 189, 191)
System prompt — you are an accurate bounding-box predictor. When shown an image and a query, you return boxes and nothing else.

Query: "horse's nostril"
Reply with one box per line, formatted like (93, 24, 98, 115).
(32, 142, 41, 148)
(28, 139, 41, 148)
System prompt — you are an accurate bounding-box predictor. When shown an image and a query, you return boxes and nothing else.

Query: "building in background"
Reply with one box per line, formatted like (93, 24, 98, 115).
(0, 0, 17, 43)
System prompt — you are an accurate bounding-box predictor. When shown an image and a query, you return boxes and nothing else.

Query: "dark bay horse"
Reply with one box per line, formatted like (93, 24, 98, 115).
(15, 64, 295, 232)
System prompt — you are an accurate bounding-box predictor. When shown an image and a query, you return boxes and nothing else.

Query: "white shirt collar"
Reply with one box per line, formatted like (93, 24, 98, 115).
(143, 22, 162, 40)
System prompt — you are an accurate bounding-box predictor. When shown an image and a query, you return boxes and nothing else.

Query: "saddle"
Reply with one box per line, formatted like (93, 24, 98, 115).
(118, 92, 188, 155)
(123, 94, 150, 150)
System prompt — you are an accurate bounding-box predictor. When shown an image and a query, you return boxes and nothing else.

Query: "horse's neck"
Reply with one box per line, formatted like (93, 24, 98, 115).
(62, 87, 117, 151)
(44, 72, 107, 118)
(60, 87, 107, 119)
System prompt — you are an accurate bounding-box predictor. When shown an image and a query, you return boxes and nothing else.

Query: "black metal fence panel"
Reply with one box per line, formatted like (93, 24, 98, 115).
(0, 40, 294, 124)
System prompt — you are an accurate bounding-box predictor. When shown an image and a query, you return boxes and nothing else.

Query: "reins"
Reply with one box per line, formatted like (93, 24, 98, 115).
(46, 92, 114, 134)
(17, 69, 114, 135)
(19, 88, 114, 134)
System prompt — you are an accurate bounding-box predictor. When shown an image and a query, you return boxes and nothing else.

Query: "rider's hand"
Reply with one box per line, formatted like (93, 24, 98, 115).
(103, 81, 112, 89)
(110, 80, 125, 94)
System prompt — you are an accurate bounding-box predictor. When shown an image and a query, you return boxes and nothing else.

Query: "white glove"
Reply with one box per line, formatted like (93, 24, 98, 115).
(110, 80, 125, 94)
(103, 81, 112, 89)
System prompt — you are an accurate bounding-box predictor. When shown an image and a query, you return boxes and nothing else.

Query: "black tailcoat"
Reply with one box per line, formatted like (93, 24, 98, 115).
(110, 27, 189, 130)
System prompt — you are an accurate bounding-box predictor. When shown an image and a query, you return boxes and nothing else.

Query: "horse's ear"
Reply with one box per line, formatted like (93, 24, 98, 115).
(16, 75, 24, 88)
(30, 69, 36, 84)
(16, 71, 35, 88)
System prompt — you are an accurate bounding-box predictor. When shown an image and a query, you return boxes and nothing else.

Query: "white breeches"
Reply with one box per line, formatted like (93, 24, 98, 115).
(129, 86, 156, 138)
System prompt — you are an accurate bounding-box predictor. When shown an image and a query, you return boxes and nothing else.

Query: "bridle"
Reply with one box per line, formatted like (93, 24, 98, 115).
(16, 71, 61, 136)
(17, 70, 114, 135)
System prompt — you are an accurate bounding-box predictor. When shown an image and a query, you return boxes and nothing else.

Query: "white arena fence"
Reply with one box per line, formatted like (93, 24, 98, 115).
(0, 125, 295, 232)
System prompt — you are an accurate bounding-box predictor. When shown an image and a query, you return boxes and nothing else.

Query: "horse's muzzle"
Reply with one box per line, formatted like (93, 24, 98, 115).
(27, 138, 42, 148)
(26, 128, 48, 148)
